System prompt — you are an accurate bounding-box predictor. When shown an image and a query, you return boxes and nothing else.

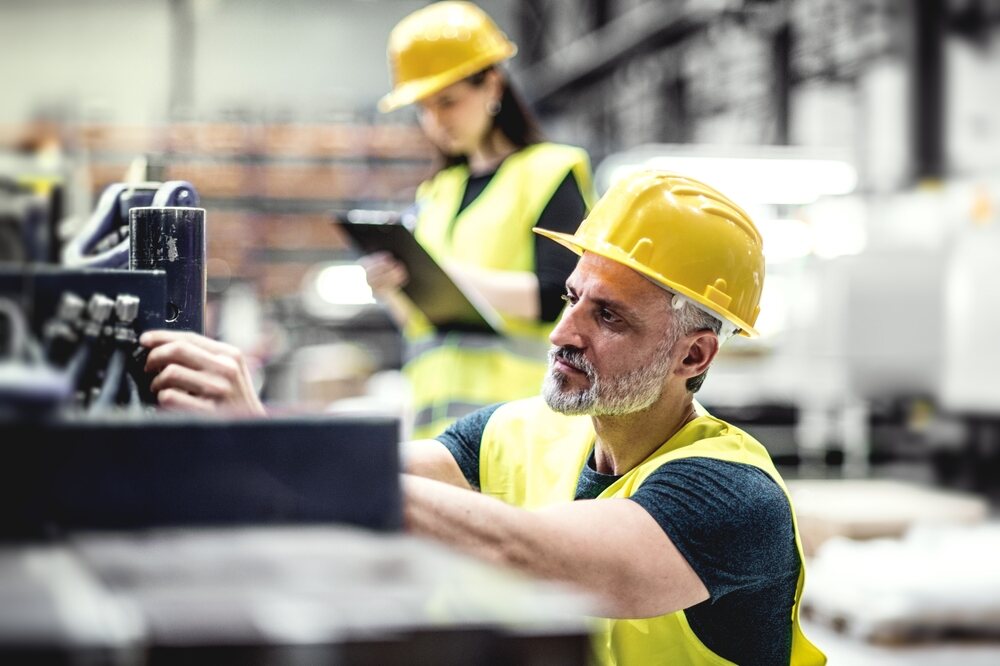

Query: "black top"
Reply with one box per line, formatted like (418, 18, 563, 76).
(436, 403, 799, 666)
(453, 169, 585, 323)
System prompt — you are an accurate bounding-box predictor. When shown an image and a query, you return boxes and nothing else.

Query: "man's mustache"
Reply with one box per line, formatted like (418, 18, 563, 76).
(548, 346, 595, 381)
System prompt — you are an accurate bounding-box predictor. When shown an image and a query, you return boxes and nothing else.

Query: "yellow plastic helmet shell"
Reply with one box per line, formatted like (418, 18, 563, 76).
(534, 170, 765, 337)
(378, 1, 517, 113)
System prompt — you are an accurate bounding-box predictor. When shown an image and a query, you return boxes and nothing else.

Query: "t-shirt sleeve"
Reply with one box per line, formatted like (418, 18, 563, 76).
(433, 403, 503, 490)
(628, 458, 799, 601)
(533, 171, 588, 322)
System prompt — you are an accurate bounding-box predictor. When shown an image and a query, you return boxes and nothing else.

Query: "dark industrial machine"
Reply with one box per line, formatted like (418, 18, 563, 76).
(1, 180, 206, 416)
(61, 180, 199, 270)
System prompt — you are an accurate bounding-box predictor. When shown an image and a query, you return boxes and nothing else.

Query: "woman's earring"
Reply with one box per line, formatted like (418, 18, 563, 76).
(487, 99, 501, 116)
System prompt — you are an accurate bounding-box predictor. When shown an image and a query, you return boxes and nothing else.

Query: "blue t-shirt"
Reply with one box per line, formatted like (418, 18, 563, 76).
(436, 403, 799, 666)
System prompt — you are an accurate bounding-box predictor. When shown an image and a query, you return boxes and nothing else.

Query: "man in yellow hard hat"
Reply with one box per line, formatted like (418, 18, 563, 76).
(402, 171, 827, 665)
(139, 170, 825, 664)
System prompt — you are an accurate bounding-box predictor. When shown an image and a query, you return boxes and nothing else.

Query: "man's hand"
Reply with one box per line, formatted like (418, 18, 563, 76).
(140, 330, 266, 416)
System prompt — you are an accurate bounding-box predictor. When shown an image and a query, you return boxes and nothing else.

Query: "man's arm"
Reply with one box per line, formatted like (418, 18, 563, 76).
(402, 474, 709, 619)
(402, 440, 472, 489)
(403, 403, 499, 489)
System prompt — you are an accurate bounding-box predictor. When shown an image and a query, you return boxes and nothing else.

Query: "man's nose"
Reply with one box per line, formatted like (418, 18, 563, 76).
(549, 304, 585, 350)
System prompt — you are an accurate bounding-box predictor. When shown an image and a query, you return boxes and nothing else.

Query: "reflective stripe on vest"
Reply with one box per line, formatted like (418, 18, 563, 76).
(478, 397, 827, 666)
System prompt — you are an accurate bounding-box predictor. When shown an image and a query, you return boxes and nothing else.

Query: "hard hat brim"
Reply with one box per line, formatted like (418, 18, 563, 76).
(378, 43, 517, 113)
(532, 227, 759, 338)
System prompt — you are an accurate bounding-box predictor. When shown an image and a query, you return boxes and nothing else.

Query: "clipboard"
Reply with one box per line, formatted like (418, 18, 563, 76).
(334, 210, 504, 335)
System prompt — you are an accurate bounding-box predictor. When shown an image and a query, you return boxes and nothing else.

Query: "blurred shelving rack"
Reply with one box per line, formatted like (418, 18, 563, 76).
(1, 120, 436, 300)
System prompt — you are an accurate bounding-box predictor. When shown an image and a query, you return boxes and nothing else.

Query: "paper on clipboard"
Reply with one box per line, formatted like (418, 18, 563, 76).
(334, 209, 505, 335)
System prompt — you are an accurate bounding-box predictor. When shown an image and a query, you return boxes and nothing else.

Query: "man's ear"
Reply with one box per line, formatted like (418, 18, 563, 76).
(675, 330, 720, 380)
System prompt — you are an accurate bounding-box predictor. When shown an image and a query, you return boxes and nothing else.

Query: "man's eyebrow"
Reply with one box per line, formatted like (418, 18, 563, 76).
(565, 284, 644, 321)
(591, 295, 643, 322)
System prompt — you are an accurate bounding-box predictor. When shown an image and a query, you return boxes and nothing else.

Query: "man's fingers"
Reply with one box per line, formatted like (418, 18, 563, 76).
(135, 331, 265, 416)
(149, 363, 231, 399)
(144, 339, 240, 378)
(144, 339, 213, 374)
(140, 330, 239, 358)
(156, 388, 216, 412)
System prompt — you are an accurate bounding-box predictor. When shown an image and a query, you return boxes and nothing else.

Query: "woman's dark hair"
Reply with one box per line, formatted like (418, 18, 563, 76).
(438, 66, 544, 168)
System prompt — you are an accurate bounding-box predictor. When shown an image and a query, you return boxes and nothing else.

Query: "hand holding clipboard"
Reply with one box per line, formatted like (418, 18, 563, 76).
(334, 210, 504, 335)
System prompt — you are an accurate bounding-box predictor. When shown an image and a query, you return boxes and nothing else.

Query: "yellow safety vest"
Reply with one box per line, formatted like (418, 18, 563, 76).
(478, 397, 827, 666)
(405, 143, 595, 440)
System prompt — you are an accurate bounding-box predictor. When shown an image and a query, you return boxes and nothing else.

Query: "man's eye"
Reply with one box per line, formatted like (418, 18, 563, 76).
(561, 293, 576, 306)
(599, 309, 620, 324)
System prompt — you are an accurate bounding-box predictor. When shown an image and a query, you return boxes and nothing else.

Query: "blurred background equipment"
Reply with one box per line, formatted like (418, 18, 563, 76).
(805, 524, 1000, 644)
(0, 526, 594, 665)
(0, 177, 54, 263)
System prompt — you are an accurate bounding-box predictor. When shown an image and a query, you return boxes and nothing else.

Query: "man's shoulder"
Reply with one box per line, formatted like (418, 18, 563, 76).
(673, 413, 774, 466)
(648, 457, 786, 507)
(686, 410, 760, 444)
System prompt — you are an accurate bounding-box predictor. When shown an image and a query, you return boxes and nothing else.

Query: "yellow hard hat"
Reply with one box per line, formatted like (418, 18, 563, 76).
(534, 171, 765, 337)
(378, 1, 517, 113)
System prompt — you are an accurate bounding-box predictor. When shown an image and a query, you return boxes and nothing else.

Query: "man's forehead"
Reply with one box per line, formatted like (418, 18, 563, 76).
(569, 253, 669, 308)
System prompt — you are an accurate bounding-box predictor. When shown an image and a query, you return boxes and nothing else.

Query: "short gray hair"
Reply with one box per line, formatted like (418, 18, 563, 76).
(665, 293, 724, 393)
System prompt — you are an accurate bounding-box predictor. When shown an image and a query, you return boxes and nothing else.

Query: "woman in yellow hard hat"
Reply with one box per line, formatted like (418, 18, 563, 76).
(364, 1, 595, 440)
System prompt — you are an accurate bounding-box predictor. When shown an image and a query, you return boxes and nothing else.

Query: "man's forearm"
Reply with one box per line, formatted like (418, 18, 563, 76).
(402, 473, 525, 567)
(400, 473, 711, 619)
(403, 474, 639, 603)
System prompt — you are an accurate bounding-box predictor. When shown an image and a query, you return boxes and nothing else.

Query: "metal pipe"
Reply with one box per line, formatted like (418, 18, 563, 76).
(129, 206, 206, 334)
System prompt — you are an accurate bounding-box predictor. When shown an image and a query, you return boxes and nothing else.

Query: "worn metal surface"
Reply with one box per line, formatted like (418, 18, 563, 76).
(129, 207, 206, 334)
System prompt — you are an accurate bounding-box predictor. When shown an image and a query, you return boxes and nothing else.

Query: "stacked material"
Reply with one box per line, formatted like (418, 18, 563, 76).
(803, 523, 1000, 642)
(787, 479, 988, 556)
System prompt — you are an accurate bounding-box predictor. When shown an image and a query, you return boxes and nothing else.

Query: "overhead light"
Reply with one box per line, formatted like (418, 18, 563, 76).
(313, 264, 375, 306)
(598, 144, 858, 207)
(301, 262, 376, 320)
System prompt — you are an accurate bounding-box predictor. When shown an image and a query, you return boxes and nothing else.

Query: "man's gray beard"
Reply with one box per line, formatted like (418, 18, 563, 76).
(542, 340, 674, 416)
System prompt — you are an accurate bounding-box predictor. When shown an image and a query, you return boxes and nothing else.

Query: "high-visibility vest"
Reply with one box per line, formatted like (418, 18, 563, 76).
(405, 143, 594, 439)
(478, 397, 827, 666)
